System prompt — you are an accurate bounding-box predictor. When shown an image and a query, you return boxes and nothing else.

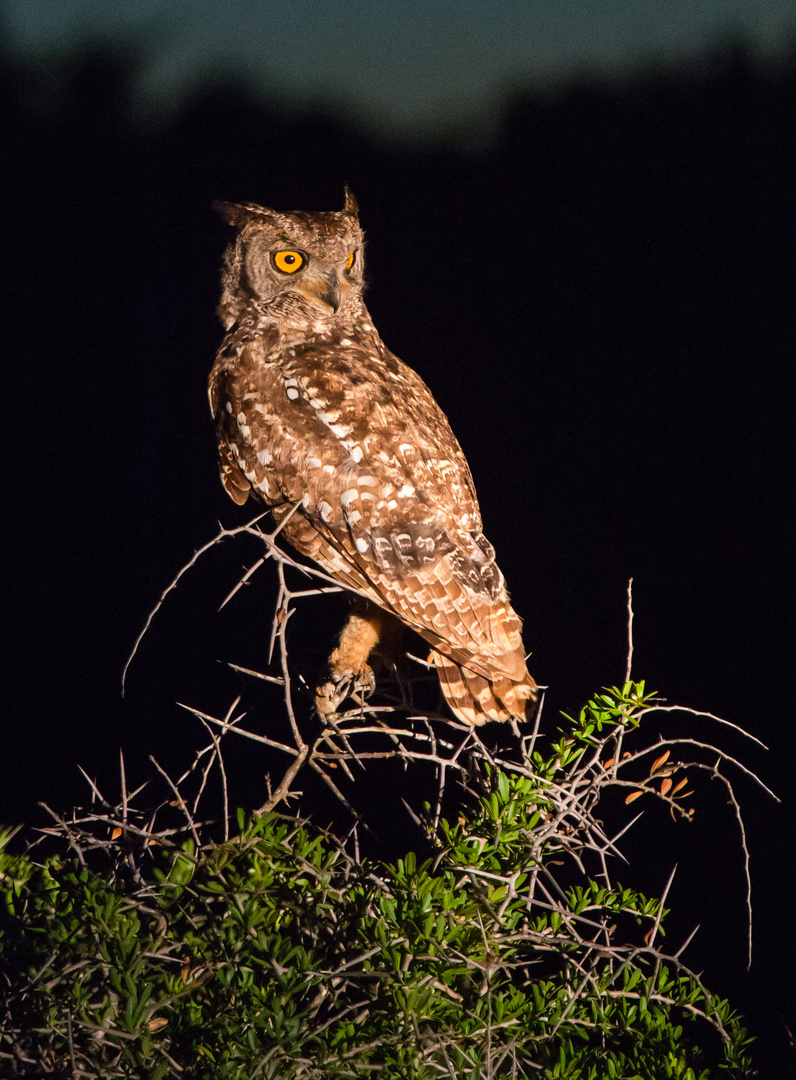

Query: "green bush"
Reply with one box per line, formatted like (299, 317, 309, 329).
(0, 682, 758, 1078)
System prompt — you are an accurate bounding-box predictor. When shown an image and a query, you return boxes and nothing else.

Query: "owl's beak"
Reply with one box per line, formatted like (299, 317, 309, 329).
(295, 272, 340, 315)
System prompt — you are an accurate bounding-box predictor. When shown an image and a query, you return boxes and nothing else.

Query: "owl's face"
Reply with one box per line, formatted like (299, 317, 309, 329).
(215, 189, 365, 329)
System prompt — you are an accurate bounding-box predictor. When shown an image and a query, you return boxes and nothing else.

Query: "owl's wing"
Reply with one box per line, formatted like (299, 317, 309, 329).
(271, 343, 527, 686)
(217, 441, 252, 505)
(209, 359, 251, 505)
(293, 508, 527, 684)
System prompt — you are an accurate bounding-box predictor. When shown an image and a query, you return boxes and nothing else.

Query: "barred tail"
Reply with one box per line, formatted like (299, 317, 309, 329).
(432, 650, 538, 726)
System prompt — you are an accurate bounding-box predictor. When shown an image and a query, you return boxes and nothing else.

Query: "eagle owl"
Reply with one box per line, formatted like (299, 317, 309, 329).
(209, 190, 537, 726)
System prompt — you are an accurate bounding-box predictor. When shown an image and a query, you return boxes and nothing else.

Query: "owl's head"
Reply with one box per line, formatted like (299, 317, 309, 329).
(214, 188, 365, 330)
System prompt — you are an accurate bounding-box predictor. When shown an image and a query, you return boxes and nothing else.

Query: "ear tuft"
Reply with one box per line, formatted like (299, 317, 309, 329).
(343, 185, 359, 216)
(212, 201, 269, 228)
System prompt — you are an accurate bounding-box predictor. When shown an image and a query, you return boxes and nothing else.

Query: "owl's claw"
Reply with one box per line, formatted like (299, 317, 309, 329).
(315, 664, 376, 719)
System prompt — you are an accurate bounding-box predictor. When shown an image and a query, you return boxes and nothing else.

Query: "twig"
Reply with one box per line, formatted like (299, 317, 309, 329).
(640, 704, 769, 751)
(625, 577, 634, 684)
(121, 513, 270, 693)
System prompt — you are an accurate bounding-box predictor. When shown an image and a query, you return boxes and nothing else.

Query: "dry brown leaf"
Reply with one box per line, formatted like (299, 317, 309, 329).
(650, 750, 671, 775)
(181, 962, 212, 988)
(147, 1017, 168, 1033)
(625, 790, 644, 804)
(111, 827, 122, 841)
(660, 777, 672, 796)
(672, 777, 688, 795)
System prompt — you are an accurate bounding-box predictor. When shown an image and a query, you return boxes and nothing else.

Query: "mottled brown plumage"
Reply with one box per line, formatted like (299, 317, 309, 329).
(209, 190, 537, 725)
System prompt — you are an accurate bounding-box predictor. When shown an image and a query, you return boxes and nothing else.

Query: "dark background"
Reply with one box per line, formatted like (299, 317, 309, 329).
(2, 40, 793, 1073)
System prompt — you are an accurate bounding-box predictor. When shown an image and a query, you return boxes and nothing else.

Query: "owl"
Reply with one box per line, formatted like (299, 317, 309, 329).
(209, 189, 537, 726)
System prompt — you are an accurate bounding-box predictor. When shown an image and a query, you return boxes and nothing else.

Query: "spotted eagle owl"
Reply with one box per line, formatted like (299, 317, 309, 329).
(209, 189, 537, 725)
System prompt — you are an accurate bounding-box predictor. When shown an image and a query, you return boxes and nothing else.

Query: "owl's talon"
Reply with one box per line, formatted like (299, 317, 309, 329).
(349, 666, 376, 705)
(315, 665, 376, 718)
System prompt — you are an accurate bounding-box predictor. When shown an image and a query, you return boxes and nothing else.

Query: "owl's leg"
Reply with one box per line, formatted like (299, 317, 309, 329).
(315, 600, 388, 718)
(371, 613, 413, 708)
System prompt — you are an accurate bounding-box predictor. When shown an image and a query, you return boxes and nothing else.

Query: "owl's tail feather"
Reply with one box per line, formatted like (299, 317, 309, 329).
(432, 650, 537, 726)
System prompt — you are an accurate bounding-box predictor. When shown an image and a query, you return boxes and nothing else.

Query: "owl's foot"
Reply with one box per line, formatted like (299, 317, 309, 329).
(315, 664, 376, 718)
(315, 600, 384, 718)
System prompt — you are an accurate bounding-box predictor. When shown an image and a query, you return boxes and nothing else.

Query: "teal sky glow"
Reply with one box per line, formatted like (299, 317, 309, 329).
(3, 0, 793, 138)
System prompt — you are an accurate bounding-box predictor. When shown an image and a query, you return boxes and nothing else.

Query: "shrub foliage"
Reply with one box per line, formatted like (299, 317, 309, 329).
(1, 527, 769, 1075)
(1, 682, 759, 1078)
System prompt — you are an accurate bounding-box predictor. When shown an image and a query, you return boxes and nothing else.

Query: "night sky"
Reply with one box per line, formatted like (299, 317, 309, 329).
(4, 0, 796, 137)
(2, 3, 794, 1072)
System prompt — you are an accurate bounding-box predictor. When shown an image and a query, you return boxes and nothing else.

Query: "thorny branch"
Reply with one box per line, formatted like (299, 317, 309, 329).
(123, 522, 775, 928)
(28, 517, 773, 1069)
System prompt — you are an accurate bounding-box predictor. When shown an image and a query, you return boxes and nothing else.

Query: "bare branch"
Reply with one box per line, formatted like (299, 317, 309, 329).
(625, 577, 634, 684)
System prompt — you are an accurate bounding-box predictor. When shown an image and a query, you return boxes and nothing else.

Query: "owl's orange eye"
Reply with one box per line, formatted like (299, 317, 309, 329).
(272, 250, 305, 274)
(345, 251, 356, 273)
